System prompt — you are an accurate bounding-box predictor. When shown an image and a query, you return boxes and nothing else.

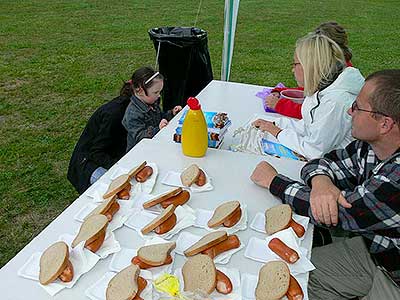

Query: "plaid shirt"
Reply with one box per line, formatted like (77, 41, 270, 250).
(270, 140, 400, 284)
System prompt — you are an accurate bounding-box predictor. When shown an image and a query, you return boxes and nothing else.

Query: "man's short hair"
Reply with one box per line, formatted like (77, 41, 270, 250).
(366, 69, 400, 123)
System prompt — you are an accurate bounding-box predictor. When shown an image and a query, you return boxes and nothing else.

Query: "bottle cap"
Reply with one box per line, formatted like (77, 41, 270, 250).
(187, 97, 201, 110)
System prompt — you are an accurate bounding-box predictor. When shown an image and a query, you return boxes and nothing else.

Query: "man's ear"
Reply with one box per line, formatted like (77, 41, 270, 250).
(380, 116, 396, 134)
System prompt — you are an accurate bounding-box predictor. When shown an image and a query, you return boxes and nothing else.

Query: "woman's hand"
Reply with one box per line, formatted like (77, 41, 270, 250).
(159, 119, 169, 129)
(265, 92, 280, 109)
(253, 119, 282, 137)
(172, 106, 182, 115)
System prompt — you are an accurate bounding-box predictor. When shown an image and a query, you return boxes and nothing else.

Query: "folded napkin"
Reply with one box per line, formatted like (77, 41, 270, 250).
(244, 228, 315, 275)
(161, 170, 214, 193)
(85, 269, 153, 300)
(174, 266, 241, 300)
(124, 205, 196, 240)
(250, 212, 310, 241)
(109, 236, 176, 279)
(175, 231, 244, 264)
(17, 239, 99, 296)
(194, 204, 248, 234)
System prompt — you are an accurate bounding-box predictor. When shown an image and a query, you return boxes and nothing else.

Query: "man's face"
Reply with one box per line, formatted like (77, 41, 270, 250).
(348, 80, 380, 141)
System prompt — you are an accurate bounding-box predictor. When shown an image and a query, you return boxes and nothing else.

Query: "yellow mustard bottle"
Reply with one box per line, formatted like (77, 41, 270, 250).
(181, 97, 208, 157)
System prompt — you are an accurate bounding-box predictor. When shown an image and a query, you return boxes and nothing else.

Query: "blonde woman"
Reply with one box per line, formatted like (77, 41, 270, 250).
(254, 33, 364, 159)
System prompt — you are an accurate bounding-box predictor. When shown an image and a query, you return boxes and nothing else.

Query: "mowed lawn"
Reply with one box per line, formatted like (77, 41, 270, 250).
(0, 0, 399, 267)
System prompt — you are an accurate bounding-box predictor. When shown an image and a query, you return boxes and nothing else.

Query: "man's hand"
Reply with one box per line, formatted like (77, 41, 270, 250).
(159, 119, 168, 129)
(310, 175, 352, 226)
(172, 106, 182, 115)
(265, 92, 280, 109)
(252, 119, 282, 138)
(250, 161, 278, 189)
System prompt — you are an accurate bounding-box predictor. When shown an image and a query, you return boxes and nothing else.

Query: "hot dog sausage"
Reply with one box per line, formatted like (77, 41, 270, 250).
(288, 219, 305, 238)
(268, 238, 299, 264)
(58, 260, 74, 282)
(154, 213, 177, 234)
(85, 229, 106, 253)
(105, 202, 120, 221)
(131, 255, 173, 269)
(222, 207, 242, 227)
(135, 166, 153, 183)
(286, 275, 304, 300)
(195, 169, 206, 186)
(160, 190, 190, 208)
(133, 276, 148, 300)
(201, 235, 240, 259)
(215, 270, 233, 294)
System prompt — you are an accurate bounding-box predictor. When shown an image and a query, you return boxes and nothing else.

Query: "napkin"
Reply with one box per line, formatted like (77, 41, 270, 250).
(109, 237, 176, 279)
(175, 231, 244, 264)
(240, 272, 309, 300)
(244, 228, 315, 274)
(194, 204, 248, 234)
(17, 240, 99, 296)
(85, 270, 153, 300)
(174, 266, 241, 300)
(73, 199, 135, 232)
(124, 205, 196, 240)
(250, 212, 310, 241)
(86, 182, 110, 203)
(161, 170, 214, 193)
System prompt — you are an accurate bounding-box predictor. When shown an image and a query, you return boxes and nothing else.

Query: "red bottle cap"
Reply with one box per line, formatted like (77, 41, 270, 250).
(187, 97, 201, 110)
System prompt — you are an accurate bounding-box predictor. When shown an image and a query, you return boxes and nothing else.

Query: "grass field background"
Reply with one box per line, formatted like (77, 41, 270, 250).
(1, 0, 399, 267)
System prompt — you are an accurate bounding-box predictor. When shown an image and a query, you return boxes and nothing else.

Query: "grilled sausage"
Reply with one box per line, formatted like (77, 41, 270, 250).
(286, 275, 304, 300)
(268, 238, 299, 264)
(85, 229, 106, 253)
(201, 235, 240, 259)
(154, 213, 177, 234)
(288, 219, 305, 238)
(222, 207, 242, 228)
(160, 190, 190, 208)
(135, 166, 153, 183)
(215, 270, 233, 294)
(58, 260, 74, 282)
(104, 202, 120, 222)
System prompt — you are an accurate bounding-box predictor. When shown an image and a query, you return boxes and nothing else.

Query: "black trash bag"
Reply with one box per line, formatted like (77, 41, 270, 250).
(149, 27, 213, 111)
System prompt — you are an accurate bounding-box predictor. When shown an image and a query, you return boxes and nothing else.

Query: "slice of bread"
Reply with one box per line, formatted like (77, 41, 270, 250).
(207, 200, 241, 228)
(265, 204, 292, 235)
(106, 264, 140, 300)
(137, 242, 176, 266)
(255, 261, 290, 300)
(184, 231, 228, 257)
(142, 187, 182, 208)
(128, 161, 147, 179)
(141, 204, 176, 234)
(72, 214, 108, 248)
(180, 164, 200, 187)
(39, 241, 69, 285)
(103, 174, 131, 199)
(85, 195, 117, 220)
(182, 254, 216, 295)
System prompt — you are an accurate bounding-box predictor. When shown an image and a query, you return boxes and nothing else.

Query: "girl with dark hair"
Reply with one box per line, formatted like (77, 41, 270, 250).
(122, 66, 182, 151)
(67, 79, 134, 194)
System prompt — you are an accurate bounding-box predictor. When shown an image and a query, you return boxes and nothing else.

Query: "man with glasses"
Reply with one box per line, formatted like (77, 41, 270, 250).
(251, 69, 400, 299)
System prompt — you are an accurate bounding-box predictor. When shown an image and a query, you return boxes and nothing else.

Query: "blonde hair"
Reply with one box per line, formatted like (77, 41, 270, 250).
(295, 33, 346, 96)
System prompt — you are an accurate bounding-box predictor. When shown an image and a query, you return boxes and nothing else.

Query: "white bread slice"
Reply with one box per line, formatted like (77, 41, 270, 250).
(182, 254, 216, 295)
(142, 187, 182, 208)
(72, 214, 108, 248)
(103, 174, 130, 199)
(207, 200, 241, 228)
(265, 204, 292, 235)
(85, 195, 117, 220)
(141, 204, 176, 234)
(39, 241, 69, 285)
(180, 164, 200, 187)
(184, 231, 228, 257)
(106, 264, 139, 300)
(255, 261, 290, 300)
(137, 242, 176, 266)
(128, 161, 147, 179)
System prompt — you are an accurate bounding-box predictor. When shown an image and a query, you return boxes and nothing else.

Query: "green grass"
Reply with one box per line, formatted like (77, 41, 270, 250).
(1, 0, 399, 267)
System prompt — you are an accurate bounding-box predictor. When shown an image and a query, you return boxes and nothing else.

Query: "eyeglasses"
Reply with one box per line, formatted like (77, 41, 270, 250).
(292, 62, 301, 67)
(350, 101, 389, 117)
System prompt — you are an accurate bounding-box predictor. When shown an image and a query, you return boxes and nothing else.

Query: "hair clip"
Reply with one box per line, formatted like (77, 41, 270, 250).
(144, 71, 159, 85)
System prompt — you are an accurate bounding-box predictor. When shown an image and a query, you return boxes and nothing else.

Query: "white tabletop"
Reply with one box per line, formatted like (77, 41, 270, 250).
(0, 80, 312, 300)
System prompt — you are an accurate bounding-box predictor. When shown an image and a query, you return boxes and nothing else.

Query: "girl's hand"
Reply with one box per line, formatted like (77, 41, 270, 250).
(172, 106, 182, 115)
(265, 92, 280, 109)
(252, 119, 282, 137)
(159, 119, 169, 129)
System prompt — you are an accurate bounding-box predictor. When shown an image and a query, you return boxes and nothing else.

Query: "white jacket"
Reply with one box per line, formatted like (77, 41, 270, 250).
(277, 67, 365, 159)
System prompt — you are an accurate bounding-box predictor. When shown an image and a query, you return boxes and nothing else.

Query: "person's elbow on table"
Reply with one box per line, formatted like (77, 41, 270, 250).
(250, 161, 278, 189)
